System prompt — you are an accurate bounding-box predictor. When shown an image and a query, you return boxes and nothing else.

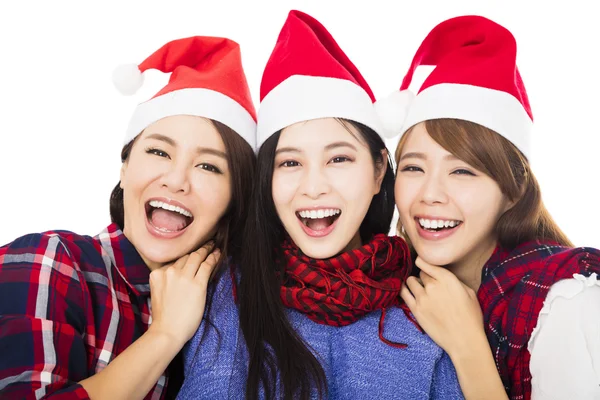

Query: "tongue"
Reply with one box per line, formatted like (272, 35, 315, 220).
(306, 217, 332, 231)
(150, 208, 188, 232)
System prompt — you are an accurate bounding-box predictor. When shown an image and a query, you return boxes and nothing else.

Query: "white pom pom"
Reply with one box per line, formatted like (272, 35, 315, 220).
(112, 63, 144, 96)
(374, 90, 415, 138)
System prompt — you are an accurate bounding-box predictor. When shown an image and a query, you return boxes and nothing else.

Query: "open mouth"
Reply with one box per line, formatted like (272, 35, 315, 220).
(145, 200, 194, 233)
(296, 208, 342, 232)
(417, 217, 462, 232)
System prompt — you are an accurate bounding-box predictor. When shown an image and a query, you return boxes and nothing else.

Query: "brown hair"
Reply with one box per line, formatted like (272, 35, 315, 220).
(395, 118, 572, 249)
(109, 118, 256, 263)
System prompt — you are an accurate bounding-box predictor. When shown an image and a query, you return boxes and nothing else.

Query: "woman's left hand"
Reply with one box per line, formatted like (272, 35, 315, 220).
(400, 257, 486, 357)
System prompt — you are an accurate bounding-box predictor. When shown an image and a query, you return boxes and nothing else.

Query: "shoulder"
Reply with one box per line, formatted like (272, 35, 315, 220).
(0, 230, 97, 322)
(0, 229, 101, 282)
(486, 241, 600, 284)
(528, 275, 600, 397)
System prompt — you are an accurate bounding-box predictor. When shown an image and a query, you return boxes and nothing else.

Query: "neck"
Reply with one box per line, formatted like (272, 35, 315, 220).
(446, 237, 498, 292)
(342, 231, 363, 254)
(122, 227, 164, 271)
(142, 257, 163, 271)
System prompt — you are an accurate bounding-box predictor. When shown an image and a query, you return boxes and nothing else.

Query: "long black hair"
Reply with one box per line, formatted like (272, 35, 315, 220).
(238, 119, 395, 400)
(109, 119, 256, 399)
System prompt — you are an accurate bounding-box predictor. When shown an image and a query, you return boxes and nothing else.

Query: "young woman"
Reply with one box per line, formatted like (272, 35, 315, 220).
(381, 15, 600, 400)
(0, 36, 256, 399)
(178, 10, 463, 400)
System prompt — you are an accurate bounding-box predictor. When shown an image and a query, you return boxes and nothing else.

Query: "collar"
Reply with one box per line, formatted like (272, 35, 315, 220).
(97, 223, 151, 296)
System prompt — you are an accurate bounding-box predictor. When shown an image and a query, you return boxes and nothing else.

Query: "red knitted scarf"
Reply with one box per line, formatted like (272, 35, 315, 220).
(280, 234, 417, 347)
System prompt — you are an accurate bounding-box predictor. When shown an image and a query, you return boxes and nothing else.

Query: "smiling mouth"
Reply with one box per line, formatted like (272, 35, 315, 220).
(417, 217, 462, 232)
(296, 209, 342, 232)
(146, 200, 194, 233)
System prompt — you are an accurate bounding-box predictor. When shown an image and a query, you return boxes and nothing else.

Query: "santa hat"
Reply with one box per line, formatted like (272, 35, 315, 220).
(113, 36, 257, 149)
(257, 10, 386, 148)
(376, 15, 533, 158)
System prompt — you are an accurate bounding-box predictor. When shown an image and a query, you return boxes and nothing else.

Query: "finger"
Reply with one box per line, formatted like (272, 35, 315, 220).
(192, 241, 215, 263)
(415, 257, 446, 279)
(405, 276, 426, 300)
(182, 251, 203, 278)
(419, 270, 436, 286)
(194, 249, 221, 283)
(400, 284, 417, 310)
(173, 254, 190, 270)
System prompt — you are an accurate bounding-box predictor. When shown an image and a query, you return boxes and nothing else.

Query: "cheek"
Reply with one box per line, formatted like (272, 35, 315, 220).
(329, 167, 373, 203)
(122, 158, 160, 193)
(192, 177, 231, 212)
(394, 176, 418, 216)
(271, 171, 297, 208)
(453, 187, 502, 225)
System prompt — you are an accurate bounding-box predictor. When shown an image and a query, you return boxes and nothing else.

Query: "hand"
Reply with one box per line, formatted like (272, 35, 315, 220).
(148, 243, 221, 346)
(400, 257, 485, 358)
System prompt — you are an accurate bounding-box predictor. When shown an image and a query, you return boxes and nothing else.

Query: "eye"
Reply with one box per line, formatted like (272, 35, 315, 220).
(451, 168, 476, 176)
(197, 163, 222, 174)
(145, 147, 170, 159)
(400, 165, 423, 173)
(280, 160, 300, 168)
(329, 156, 352, 164)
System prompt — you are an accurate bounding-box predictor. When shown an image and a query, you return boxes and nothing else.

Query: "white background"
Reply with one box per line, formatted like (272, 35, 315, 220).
(0, 1, 598, 248)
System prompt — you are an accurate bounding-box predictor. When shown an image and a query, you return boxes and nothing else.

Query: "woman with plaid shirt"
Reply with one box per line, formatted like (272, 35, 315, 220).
(0, 36, 257, 399)
(390, 15, 600, 400)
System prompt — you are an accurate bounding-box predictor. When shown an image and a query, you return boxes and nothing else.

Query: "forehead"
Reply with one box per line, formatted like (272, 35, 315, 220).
(401, 123, 451, 157)
(277, 118, 364, 148)
(141, 115, 225, 150)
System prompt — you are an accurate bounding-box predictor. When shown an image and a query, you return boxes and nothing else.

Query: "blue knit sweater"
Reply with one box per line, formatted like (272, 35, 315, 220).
(177, 270, 463, 399)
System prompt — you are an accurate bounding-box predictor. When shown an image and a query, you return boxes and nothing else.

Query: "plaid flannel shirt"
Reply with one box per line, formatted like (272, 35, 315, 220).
(0, 224, 167, 399)
(478, 240, 600, 400)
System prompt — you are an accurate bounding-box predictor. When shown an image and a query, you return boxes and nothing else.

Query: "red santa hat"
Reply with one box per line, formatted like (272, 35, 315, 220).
(257, 10, 386, 148)
(376, 15, 533, 158)
(113, 36, 257, 149)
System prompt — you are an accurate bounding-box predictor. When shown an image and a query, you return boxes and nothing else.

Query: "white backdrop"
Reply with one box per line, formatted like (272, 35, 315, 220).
(0, 1, 598, 248)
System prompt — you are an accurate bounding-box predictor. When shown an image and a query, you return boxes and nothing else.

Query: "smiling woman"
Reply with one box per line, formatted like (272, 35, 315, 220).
(111, 116, 242, 270)
(177, 10, 463, 400)
(388, 15, 600, 400)
(0, 35, 256, 400)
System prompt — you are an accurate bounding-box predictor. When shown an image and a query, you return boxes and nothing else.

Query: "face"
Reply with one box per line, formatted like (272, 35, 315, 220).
(272, 118, 386, 259)
(395, 122, 512, 270)
(120, 115, 231, 270)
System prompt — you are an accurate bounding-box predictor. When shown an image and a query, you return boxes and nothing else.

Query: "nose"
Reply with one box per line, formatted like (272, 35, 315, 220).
(420, 172, 448, 206)
(159, 161, 190, 195)
(299, 164, 330, 199)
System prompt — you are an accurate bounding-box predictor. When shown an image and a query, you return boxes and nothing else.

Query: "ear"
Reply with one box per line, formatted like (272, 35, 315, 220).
(119, 162, 127, 189)
(501, 195, 517, 214)
(373, 149, 388, 195)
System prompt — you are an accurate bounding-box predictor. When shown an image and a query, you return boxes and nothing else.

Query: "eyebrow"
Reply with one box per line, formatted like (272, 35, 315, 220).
(324, 141, 358, 151)
(145, 133, 227, 160)
(274, 146, 300, 156)
(275, 141, 358, 156)
(146, 133, 175, 146)
(399, 152, 461, 162)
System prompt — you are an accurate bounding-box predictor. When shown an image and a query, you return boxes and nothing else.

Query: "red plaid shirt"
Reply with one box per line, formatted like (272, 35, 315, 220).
(478, 240, 600, 400)
(0, 224, 168, 399)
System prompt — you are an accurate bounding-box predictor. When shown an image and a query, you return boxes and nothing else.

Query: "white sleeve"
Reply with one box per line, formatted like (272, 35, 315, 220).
(528, 273, 600, 400)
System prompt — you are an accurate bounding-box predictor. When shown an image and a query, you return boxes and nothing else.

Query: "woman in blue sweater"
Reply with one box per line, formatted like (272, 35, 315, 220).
(178, 10, 463, 400)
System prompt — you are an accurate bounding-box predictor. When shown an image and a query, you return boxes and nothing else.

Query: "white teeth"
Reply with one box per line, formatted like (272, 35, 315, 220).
(149, 200, 193, 218)
(418, 218, 461, 230)
(298, 209, 341, 219)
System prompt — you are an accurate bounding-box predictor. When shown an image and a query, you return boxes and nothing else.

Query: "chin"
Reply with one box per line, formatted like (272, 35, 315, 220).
(142, 236, 198, 265)
(293, 237, 347, 260)
(139, 245, 181, 266)
(413, 245, 458, 267)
